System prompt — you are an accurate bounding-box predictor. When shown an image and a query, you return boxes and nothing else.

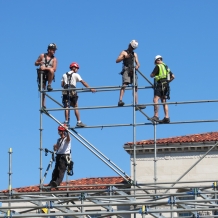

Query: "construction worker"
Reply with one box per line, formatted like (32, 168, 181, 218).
(116, 40, 145, 110)
(150, 55, 175, 123)
(35, 43, 58, 108)
(49, 125, 71, 188)
(61, 62, 96, 127)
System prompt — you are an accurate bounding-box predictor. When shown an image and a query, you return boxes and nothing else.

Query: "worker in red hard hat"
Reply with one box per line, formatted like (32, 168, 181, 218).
(61, 62, 96, 127)
(49, 124, 71, 188)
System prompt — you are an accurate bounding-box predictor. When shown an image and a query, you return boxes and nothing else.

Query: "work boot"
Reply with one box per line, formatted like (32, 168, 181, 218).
(50, 181, 57, 188)
(135, 104, 146, 111)
(64, 121, 70, 127)
(151, 116, 159, 122)
(159, 117, 170, 123)
(76, 122, 86, 127)
(118, 100, 125, 106)
(47, 84, 53, 91)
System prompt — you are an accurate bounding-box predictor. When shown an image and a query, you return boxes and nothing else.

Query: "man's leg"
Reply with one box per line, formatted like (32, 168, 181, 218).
(47, 69, 54, 85)
(161, 98, 169, 118)
(73, 98, 86, 127)
(119, 84, 127, 101)
(50, 157, 59, 186)
(74, 102, 80, 122)
(153, 95, 160, 117)
(47, 69, 54, 91)
(159, 98, 170, 123)
(134, 87, 138, 104)
(42, 84, 46, 108)
(65, 107, 69, 122)
(56, 156, 67, 186)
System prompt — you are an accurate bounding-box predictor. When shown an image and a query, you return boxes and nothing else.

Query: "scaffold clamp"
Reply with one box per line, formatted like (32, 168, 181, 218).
(187, 188, 199, 196)
(168, 196, 176, 204)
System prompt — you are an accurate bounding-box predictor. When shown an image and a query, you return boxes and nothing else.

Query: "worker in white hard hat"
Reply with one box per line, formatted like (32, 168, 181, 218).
(150, 55, 175, 123)
(116, 40, 146, 110)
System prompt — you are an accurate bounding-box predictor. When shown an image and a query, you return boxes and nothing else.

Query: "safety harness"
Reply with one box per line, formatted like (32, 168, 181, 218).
(62, 72, 77, 97)
(56, 137, 74, 176)
(155, 63, 171, 100)
(36, 53, 55, 90)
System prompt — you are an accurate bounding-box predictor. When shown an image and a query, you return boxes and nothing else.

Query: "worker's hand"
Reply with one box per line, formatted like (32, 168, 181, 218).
(135, 65, 139, 70)
(40, 66, 46, 71)
(91, 89, 96, 93)
(53, 144, 58, 151)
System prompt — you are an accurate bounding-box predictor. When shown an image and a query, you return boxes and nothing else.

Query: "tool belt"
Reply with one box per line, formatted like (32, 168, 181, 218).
(62, 84, 77, 97)
(61, 154, 74, 176)
(120, 66, 135, 75)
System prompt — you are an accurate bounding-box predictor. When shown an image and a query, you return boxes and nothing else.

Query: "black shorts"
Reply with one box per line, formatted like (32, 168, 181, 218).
(154, 82, 169, 99)
(62, 95, 79, 107)
(154, 85, 163, 98)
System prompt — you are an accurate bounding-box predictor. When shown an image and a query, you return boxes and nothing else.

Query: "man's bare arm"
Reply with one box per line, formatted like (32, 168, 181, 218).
(35, 54, 43, 66)
(169, 73, 175, 82)
(52, 57, 57, 72)
(116, 51, 127, 63)
(80, 80, 96, 93)
(134, 53, 140, 70)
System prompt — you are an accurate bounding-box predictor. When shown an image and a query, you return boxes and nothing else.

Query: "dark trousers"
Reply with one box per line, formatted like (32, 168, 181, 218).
(50, 154, 67, 186)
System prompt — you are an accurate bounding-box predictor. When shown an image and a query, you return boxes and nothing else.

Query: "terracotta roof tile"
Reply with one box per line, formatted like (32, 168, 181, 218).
(124, 132, 218, 147)
(1, 176, 126, 193)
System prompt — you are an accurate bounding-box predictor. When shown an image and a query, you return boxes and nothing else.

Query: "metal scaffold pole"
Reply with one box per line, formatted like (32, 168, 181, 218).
(39, 72, 43, 191)
(10, 66, 217, 218)
(8, 148, 12, 218)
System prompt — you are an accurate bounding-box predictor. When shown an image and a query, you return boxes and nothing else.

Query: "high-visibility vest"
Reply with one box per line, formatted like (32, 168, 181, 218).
(155, 63, 170, 81)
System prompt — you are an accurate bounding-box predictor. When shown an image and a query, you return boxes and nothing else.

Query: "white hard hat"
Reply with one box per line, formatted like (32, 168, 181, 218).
(154, 55, 162, 61)
(130, 40, 138, 49)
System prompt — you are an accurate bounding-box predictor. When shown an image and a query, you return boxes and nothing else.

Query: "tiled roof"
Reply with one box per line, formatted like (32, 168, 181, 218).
(124, 132, 218, 147)
(1, 177, 126, 193)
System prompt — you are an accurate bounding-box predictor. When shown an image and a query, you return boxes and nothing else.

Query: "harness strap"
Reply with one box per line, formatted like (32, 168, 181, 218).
(44, 53, 54, 67)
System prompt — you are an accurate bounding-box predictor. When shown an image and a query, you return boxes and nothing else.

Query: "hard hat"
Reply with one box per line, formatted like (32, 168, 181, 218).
(58, 125, 66, 131)
(154, 55, 162, 62)
(48, 43, 57, 50)
(130, 40, 138, 49)
(69, 62, 80, 69)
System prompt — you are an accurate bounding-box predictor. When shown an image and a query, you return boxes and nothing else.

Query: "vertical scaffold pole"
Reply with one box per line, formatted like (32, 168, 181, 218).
(133, 62, 136, 185)
(154, 123, 157, 186)
(39, 72, 43, 190)
(133, 60, 136, 218)
(8, 148, 12, 217)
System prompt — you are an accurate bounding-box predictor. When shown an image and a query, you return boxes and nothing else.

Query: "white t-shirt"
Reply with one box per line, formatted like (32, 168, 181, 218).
(56, 137, 71, 154)
(61, 71, 82, 87)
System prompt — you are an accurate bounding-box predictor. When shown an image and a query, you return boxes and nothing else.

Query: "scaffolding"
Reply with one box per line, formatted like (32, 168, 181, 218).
(1, 70, 218, 218)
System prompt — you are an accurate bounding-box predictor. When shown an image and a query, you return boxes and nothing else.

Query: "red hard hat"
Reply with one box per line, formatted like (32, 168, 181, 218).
(58, 125, 66, 131)
(69, 62, 79, 69)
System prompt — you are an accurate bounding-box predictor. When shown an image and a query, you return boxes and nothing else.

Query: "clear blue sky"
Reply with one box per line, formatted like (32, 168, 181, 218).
(0, 1, 218, 190)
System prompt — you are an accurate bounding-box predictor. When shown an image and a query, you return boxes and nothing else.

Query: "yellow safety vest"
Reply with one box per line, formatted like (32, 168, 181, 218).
(155, 63, 170, 81)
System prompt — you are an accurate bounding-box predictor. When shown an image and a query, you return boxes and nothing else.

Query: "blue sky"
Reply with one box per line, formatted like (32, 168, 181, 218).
(0, 1, 218, 190)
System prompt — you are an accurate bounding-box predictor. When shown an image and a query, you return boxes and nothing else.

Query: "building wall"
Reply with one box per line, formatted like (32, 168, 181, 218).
(129, 148, 218, 218)
(131, 149, 218, 184)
